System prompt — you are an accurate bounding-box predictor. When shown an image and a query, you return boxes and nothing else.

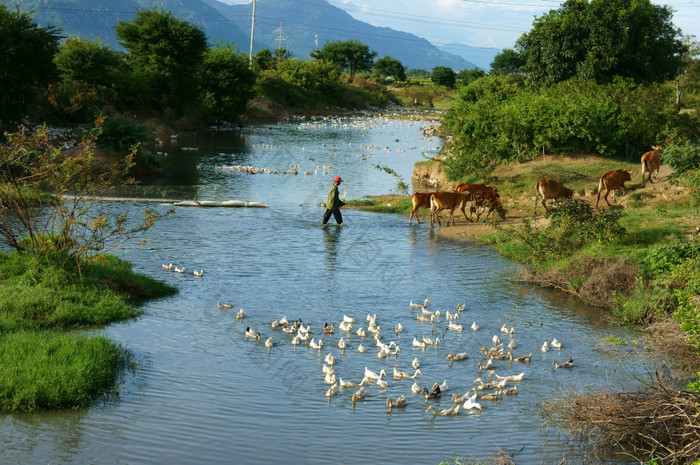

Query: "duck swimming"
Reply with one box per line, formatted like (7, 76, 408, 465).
(386, 395, 407, 412)
(471, 321, 479, 331)
(550, 338, 562, 349)
(217, 302, 233, 309)
(412, 357, 420, 370)
(244, 327, 261, 340)
(426, 403, 460, 417)
(357, 344, 367, 353)
(236, 308, 245, 319)
(323, 322, 335, 334)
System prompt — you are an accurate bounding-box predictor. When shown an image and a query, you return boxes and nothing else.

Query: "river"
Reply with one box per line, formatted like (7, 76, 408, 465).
(2, 115, 648, 464)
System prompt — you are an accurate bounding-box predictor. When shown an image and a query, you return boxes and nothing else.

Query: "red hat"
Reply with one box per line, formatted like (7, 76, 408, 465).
(334, 176, 343, 183)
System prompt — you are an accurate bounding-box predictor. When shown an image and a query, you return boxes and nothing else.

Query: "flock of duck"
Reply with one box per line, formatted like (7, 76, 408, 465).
(226, 298, 574, 418)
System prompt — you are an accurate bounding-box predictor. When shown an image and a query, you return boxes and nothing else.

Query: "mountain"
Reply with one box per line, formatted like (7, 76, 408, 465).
(2, 0, 476, 71)
(438, 43, 501, 71)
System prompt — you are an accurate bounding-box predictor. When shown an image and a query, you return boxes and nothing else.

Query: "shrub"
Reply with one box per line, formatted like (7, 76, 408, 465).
(96, 115, 152, 152)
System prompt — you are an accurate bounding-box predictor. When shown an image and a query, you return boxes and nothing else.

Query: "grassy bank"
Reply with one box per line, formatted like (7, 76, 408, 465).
(0, 252, 177, 412)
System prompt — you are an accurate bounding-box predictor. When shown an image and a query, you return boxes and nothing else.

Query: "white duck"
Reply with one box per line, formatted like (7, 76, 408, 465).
(426, 403, 460, 417)
(446, 352, 468, 363)
(550, 338, 562, 349)
(375, 373, 389, 389)
(461, 391, 483, 412)
(447, 321, 463, 332)
(324, 353, 335, 365)
(245, 326, 260, 340)
(488, 370, 524, 382)
(357, 343, 367, 353)
(174, 266, 186, 273)
(471, 321, 479, 331)
(351, 386, 366, 406)
(339, 377, 359, 389)
(325, 383, 338, 398)
(337, 338, 346, 350)
(364, 367, 387, 381)
(500, 324, 515, 334)
(410, 298, 431, 308)
(412, 357, 420, 370)
(411, 381, 421, 394)
(236, 308, 245, 319)
(541, 341, 549, 352)
(193, 269, 204, 277)
(343, 315, 355, 324)
(309, 338, 323, 350)
(264, 337, 273, 349)
(356, 327, 366, 338)
(394, 323, 403, 334)
(412, 337, 426, 350)
(324, 372, 336, 385)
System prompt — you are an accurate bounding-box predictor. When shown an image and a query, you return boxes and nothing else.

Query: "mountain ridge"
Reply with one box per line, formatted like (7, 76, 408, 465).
(2, 0, 481, 70)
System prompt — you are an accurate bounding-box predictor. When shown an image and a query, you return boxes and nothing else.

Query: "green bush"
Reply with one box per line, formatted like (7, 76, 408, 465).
(664, 141, 700, 175)
(96, 115, 152, 152)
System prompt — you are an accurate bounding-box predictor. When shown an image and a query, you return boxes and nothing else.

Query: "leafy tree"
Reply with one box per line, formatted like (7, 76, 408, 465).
(310, 39, 377, 82)
(115, 8, 208, 114)
(517, 0, 685, 87)
(0, 124, 171, 270)
(0, 4, 60, 125)
(490, 49, 525, 75)
(201, 43, 256, 124)
(373, 56, 406, 82)
(407, 69, 430, 79)
(54, 37, 122, 87)
(431, 66, 456, 88)
(456, 68, 486, 87)
(254, 48, 275, 71)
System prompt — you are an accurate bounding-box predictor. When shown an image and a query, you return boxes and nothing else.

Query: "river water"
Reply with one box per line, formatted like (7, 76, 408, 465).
(2, 115, 649, 464)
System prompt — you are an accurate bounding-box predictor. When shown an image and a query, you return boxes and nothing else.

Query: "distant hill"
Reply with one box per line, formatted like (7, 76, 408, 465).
(2, 0, 476, 71)
(438, 43, 501, 71)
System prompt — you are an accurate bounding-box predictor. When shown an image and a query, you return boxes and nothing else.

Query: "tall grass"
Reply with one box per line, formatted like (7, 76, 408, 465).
(0, 251, 176, 412)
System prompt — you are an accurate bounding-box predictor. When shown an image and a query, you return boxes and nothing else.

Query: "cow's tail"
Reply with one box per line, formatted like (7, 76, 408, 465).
(429, 194, 437, 227)
(595, 175, 605, 208)
(642, 158, 649, 186)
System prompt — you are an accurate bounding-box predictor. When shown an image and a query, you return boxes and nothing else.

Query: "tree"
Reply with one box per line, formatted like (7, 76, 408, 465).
(310, 39, 377, 82)
(0, 124, 170, 270)
(490, 49, 525, 75)
(201, 44, 256, 124)
(517, 0, 685, 87)
(431, 66, 456, 88)
(253, 49, 275, 71)
(0, 4, 60, 125)
(456, 68, 486, 87)
(54, 37, 122, 87)
(373, 56, 406, 82)
(115, 8, 208, 114)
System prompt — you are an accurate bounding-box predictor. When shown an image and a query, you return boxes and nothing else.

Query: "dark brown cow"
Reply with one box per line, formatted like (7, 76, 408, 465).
(641, 145, 662, 187)
(471, 190, 507, 221)
(534, 178, 574, 213)
(409, 192, 433, 225)
(429, 192, 470, 227)
(596, 169, 632, 208)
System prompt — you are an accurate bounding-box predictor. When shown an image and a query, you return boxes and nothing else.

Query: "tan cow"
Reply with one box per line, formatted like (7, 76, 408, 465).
(429, 192, 470, 227)
(471, 190, 507, 221)
(409, 192, 433, 225)
(641, 145, 662, 187)
(534, 178, 574, 213)
(596, 169, 632, 208)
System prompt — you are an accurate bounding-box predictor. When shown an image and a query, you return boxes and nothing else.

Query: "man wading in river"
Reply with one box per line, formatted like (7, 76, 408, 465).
(322, 176, 345, 224)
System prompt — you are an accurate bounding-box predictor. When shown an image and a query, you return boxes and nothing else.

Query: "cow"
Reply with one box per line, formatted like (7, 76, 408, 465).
(641, 145, 662, 187)
(596, 169, 632, 208)
(409, 192, 433, 225)
(454, 183, 497, 196)
(429, 192, 470, 227)
(471, 189, 507, 221)
(534, 178, 574, 214)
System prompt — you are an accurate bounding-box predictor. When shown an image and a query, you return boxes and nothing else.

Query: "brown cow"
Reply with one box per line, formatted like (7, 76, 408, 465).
(455, 183, 497, 196)
(471, 190, 507, 220)
(641, 145, 662, 187)
(596, 169, 632, 208)
(429, 192, 470, 227)
(534, 178, 574, 213)
(409, 192, 433, 225)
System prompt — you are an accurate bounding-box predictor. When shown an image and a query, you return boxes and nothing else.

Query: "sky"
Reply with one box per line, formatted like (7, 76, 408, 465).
(220, 0, 700, 52)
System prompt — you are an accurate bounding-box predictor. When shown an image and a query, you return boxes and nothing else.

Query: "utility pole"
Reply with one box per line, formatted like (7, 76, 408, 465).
(248, 0, 257, 69)
(276, 22, 286, 62)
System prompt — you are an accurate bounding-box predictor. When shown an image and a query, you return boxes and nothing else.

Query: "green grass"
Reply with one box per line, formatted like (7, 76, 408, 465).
(0, 331, 126, 412)
(345, 195, 413, 214)
(0, 251, 177, 412)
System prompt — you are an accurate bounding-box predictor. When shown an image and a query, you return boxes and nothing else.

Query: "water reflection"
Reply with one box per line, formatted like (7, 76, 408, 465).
(323, 225, 342, 277)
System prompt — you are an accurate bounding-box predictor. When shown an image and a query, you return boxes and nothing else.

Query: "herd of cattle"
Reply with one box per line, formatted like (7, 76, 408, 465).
(409, 145, 663, 227)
